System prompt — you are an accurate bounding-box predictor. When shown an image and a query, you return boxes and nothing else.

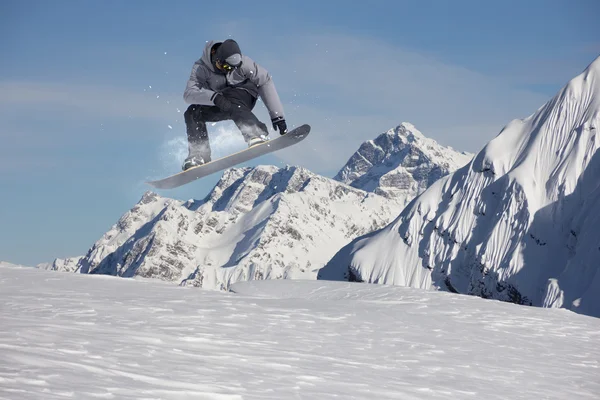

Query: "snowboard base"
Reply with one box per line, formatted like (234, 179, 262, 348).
(147, 124, 311, 189)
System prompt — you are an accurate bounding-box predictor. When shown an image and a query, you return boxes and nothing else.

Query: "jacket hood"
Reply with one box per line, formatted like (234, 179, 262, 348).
(200, 40, 219, 72)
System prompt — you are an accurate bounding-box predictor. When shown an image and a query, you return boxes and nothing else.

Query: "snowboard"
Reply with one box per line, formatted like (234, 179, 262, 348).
(147, 124, 311, 189)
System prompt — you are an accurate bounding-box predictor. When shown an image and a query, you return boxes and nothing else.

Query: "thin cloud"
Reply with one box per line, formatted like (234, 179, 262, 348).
(0, 33, 557, 177)
(0, 81, 181, 121)
(0, 81, 186, 174)
(245, 33, 550, 173)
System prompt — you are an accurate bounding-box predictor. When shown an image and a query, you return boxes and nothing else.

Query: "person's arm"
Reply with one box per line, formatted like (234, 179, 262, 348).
(183, 62, 217, 105)
(241, 56, 285, 121)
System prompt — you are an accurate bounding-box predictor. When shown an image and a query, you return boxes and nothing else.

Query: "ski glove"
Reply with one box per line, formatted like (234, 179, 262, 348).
(272, 117, 288, 135)
(212, 93, 233, 113)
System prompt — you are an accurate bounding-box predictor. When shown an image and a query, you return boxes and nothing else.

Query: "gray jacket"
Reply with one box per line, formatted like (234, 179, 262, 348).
(183, 40, 285, 120)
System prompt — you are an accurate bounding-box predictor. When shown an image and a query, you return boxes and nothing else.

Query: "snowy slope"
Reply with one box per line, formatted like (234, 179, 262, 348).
(320, 56, 600, 317)
(57, 166, 402, 290)
(0, 261, 29, 269)
(2, 264, 599, 400)
(37, 256, 82, 272)
(335, 122, 472, 204)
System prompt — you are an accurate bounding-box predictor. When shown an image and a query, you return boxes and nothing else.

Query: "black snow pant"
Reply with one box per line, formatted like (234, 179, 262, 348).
(184, 87, 269, 162)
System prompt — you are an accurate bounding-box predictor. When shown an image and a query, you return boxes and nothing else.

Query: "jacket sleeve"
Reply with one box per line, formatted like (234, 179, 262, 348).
(242, 56, 285, 120)
(183, 62, 216, 105)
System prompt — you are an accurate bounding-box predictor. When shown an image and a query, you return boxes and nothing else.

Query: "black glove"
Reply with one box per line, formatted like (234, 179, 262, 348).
(212, 93, 233, 113)
(272, 117, 287, 135)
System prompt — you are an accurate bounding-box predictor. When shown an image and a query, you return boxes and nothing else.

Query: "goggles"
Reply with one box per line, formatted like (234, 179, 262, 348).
(216, 53, 242, 72)
(218, 61, 234, 72)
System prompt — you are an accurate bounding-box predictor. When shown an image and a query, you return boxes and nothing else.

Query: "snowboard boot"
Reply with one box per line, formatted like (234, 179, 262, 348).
(182, 156, 207, 171)
(247, 135, 269, 148)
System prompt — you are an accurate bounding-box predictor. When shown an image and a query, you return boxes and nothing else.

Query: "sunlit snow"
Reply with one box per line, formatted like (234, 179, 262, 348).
(1, 264, 599, 399)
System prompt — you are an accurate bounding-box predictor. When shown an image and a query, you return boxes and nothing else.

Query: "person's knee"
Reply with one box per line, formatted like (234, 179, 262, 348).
(184, 105, 195, 120)
(185, 105, 205, 121)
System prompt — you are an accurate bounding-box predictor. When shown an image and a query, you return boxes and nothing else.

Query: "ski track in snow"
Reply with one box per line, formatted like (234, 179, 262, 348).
(1, 265, 599, 399)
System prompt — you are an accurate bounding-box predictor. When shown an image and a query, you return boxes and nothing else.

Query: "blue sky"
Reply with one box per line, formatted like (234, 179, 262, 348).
(1, 0, 598, 266)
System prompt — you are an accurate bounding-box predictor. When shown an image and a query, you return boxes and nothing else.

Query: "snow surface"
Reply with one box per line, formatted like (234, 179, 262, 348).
(320, 56, 600, 317)
(0, 261, 29, 269)
(1, 264, 599, 399)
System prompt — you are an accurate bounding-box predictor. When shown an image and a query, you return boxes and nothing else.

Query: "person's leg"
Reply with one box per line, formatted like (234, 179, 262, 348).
(183, 104, 229, 165)
(221, 88, 269, 143)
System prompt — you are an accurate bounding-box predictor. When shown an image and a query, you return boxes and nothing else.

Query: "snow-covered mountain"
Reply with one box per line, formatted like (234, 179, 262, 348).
(37, 256, 82, 272)
(44, 124, 468, 290)
(0, 261, 29, 269)
(319, 57, 600, 318)
(335, 122, 472, 204)
(54, 166, 401, 290)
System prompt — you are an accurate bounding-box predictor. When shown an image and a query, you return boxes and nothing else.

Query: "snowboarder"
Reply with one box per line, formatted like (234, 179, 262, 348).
(182, 39, 288, 171)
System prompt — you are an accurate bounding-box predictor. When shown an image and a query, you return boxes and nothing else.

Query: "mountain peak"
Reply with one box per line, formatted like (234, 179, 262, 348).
(390, 122, 424, 140)
(334, 122, 472, 202)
